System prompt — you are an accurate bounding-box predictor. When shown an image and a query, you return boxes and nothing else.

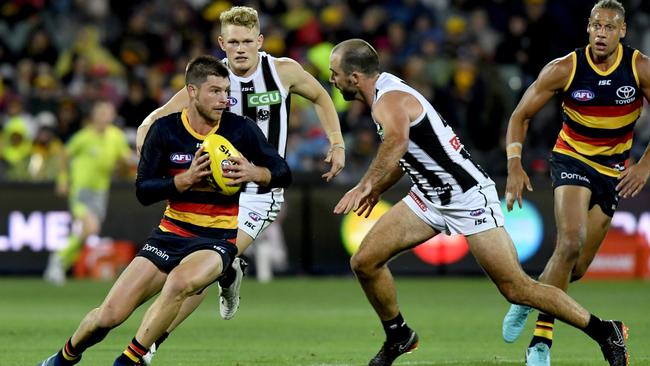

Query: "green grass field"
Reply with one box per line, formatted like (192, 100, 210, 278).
(2, 277, 648, 366)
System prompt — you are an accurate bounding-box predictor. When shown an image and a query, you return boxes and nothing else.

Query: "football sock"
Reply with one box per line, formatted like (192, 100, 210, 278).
(218, 262, 237, 288)
(119, 337, 148, 365)
(582, 314, 610, 343)
(154, 331, 170, 348)
(529, 313, 555, 348)
(382, 313, 410, 342)
(61, 338, 80, 361)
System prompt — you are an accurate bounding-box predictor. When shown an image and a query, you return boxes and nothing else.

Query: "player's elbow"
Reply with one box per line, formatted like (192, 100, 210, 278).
(135, 182, 157, 206)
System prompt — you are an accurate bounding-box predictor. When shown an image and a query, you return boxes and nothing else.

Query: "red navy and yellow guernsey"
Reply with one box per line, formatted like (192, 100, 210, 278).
(556, 44, 642, 177)
(136, 108, 291, 243)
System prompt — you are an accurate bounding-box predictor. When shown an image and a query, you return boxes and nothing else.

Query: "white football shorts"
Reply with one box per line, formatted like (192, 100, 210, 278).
(238, 188, 284, 239)
(403, 182, 505, 236)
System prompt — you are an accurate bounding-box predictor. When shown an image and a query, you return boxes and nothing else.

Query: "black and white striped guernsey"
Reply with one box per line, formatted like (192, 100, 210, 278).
(373, 73, 490, 205)
(224, 52, 290, 194)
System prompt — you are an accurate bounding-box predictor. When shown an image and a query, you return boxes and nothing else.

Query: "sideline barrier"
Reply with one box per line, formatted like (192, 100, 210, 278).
(1, 179, 648, 277)
(584, 229, 650, 280)
(72, 240, 137, 280)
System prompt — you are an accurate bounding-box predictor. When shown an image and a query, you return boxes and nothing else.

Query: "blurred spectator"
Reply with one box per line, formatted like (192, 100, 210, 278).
(0, 116, 32, 181)
(28, 112, 64, 181)
(55, 25, 124, 81)
(54, 99, 82, 143)
(21, 27, 59, 65)
(118, 78, 159, 128)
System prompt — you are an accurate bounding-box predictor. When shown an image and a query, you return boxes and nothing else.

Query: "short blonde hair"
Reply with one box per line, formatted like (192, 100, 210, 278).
(220, 6, 260, 32)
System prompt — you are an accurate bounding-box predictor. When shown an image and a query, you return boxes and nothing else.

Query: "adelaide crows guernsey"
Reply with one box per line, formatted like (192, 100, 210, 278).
(224, 52, 289, 194)
(137, 109, 291, 240)
(373, 73, 490, 206)
(555, 44, 643, 177)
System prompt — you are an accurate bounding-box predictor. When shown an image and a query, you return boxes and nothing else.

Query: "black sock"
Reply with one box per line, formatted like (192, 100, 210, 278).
(154, 331, 170, 348)
(381, 313, 410, 342)
(218, 264, 236, 288)
(583, 314, 609, 344)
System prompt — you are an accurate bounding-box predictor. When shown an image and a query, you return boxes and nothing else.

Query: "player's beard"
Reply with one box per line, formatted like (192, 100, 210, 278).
(339, 87, 357, 101)
(196, 103, 222, 124)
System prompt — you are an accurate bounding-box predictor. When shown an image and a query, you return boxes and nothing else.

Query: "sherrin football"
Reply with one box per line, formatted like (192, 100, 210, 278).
(202, 134, 242, 195)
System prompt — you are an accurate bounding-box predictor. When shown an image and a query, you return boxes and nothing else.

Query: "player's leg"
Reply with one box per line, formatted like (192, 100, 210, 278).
(352, 201, 437, 366)
(116, 245, 234, 366)
(36, 257, 166, 366)
(571, 203, 612, 281)
(144, 206, 265, 364)
(62, 210, 100, 267)
(45, 191, 105, 285)
(523, 186, 592, 363)
(468, 227, 628, 365)
(217, 192, 281, 319)
(502, 185, 591, 349)
(142, 290, 208, 365)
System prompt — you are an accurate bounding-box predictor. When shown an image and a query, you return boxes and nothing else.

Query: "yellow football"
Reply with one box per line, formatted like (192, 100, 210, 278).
(202, 134, 242, 195)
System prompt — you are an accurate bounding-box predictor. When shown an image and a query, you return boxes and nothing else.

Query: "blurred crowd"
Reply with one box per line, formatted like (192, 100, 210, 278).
(2, 0, 650, 184)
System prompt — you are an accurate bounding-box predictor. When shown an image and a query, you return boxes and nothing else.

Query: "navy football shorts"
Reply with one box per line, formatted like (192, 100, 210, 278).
(549, 152, 620, 217)
(137, 228, 237, 274)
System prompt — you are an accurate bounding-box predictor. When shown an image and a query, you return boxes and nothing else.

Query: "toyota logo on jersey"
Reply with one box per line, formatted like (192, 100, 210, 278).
(616, 85, 635, 99)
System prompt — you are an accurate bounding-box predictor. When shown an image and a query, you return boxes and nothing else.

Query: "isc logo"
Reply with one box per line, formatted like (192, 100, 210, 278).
(599, 80, 612, 86)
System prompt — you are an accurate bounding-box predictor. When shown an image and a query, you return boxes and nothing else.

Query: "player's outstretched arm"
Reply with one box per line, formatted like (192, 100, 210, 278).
(617, 51, 650, 198)
(136, 88, 190, 157)
(355, 163, 405, 218)
(276, 58, 345, 181)
(504, 54, 574, 211)
(334, 92, 409, 215)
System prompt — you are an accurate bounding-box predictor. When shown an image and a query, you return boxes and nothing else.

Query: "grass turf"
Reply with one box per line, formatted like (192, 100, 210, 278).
(3, 277, 648, 366)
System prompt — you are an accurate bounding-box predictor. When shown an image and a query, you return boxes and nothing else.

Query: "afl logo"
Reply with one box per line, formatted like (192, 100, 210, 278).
(470, 208, 485, 217)
(571, 90, 594, 101)
(170, 153, 193, 163)
(227, 96, 238, 107)
(248, 211, 262, 222)
(616, 85, 635, 99)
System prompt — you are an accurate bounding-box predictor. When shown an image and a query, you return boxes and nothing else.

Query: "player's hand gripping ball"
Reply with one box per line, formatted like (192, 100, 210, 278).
(202, 134, 242, 195)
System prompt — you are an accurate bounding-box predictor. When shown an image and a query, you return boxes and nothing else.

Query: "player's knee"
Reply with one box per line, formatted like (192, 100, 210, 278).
(164, 272, 202, 300)
(496, 277, 529, 304)
(350, 251, 374, 278)
(555, 233, 585, 263)
(95, 305, 128, 329)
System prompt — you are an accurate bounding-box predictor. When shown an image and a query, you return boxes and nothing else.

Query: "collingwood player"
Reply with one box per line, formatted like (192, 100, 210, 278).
(328, 38, 629, 366)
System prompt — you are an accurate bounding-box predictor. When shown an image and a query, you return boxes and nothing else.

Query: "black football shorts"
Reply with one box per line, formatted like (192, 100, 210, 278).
(549, 152, 620, 217)
(137, 228, 237, 274)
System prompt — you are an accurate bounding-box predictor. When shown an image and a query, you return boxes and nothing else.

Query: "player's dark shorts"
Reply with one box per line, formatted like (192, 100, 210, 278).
(549, 152, 620, 217)
(137, 228, 238, 274)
